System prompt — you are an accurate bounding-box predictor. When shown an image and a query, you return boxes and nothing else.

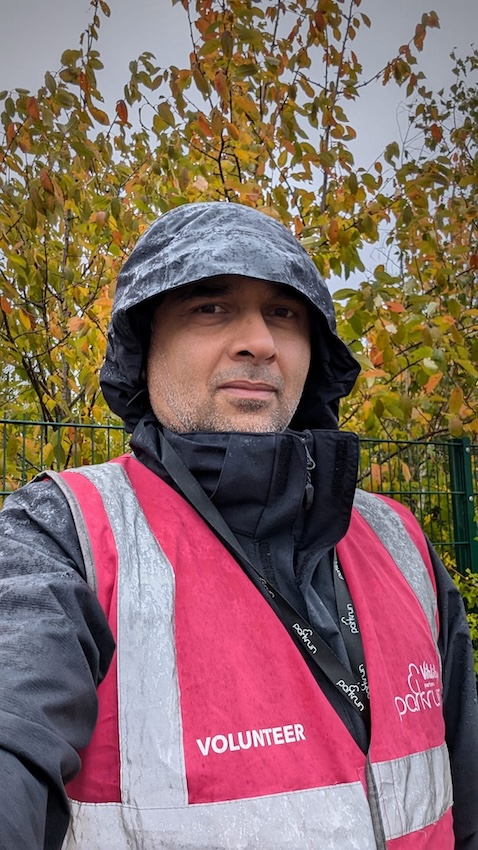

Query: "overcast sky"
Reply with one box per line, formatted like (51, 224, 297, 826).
(1, 0, 476, 283)
(2, 0, 475, 126)
(2, 0, 475, 166)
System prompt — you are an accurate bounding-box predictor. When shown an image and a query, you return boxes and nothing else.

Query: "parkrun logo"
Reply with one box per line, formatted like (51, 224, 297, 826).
(394, 660, 442, 721)
(335, 680, 365, 712)
(341, 603, 359, 634)
(358, 663, 369, 699)
(196, 723, 306, 756)
(292, 623, 317, 654)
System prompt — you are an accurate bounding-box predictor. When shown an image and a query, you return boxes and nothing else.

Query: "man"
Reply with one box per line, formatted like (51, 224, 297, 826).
(0, 202, 477, 849)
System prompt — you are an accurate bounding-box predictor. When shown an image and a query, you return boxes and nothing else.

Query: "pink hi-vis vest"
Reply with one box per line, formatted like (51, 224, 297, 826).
(49, 455, 453, 850)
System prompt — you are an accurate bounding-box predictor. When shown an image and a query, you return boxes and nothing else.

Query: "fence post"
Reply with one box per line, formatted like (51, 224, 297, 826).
(448, 438, 478, 574)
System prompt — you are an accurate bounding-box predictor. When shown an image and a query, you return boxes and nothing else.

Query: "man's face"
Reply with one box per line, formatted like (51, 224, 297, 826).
(147, 276, 311, 433)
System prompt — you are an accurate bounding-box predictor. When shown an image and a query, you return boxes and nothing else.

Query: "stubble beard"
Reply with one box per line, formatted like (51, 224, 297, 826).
(151, 381, 300, 434)
(158, 392, 296, 433)
(189, 395, 295, 433)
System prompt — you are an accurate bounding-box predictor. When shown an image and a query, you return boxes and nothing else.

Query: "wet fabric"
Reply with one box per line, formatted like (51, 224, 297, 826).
(99, 202, 360, 431)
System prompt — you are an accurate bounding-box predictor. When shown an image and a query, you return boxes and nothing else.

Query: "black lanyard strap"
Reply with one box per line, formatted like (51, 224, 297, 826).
(334, 555, 370, 701)
(156, 431, 370, 726)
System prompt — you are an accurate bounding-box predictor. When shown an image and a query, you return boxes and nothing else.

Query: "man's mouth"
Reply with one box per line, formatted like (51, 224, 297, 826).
(218, 380, 278, 400)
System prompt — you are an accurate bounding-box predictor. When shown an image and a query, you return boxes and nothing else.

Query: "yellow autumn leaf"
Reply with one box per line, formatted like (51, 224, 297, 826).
(18, 309, 31, 331)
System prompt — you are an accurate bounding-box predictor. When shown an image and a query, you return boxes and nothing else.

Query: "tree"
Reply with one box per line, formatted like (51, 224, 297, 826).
(337, 49, 478, 441)
(1, 0, 453, 428)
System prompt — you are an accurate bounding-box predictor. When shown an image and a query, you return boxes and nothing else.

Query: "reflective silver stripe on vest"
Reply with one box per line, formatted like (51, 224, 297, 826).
(69, 461, 187, 807)
(66, 784, 377, 850)
(373, 743, 452, 841)
(43, 470, 98, 594)
(60, 464, 451, 849)
(353, 489, 438, 642)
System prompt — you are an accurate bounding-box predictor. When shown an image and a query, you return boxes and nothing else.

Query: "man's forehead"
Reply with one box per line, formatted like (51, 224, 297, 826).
(166, 275, 308, 303)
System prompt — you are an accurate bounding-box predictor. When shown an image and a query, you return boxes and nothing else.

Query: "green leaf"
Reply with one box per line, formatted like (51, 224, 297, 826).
(234, 63, 259, 80)
(384, 141, 400, 164)
(334, 288, 359, 300)
(157, 101, 175, 126)
(60, 49, 82, 66)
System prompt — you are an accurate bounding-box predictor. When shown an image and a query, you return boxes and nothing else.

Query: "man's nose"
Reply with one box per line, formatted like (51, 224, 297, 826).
(227, 312, 277, 363)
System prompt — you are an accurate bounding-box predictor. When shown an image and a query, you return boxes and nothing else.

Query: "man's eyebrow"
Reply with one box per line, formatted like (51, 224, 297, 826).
(171, 280, 308, 305)
(271, 287, 307, 303)
(173, 282, 233, 301)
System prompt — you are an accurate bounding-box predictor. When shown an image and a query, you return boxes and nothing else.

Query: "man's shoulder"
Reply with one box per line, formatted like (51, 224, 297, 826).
(353, 488, 421, 530)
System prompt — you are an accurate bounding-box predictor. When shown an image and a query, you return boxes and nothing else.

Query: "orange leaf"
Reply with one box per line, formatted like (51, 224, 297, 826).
(67, 316, 85, 333)
(328, 219, 339, 245)
(18, 129, 32, 153)
(0, 297, 12, 314)
(115, 100, 128, 123)
(214, 69, 229, 100)
(361, 368, 387, 378)
(371, 463, 383, 487)
(40, 168, 55, 194)
(413, 22, 426, 51)
(26, 96, 40, 120)
(78, 71, 89, 93)
(89, 105, 110, 126)
(369, 345, 383, 367)
(197, 112, 213, 137)
(470, 254, 478, 269)
(210, 107, 223, 136)
(6, 122, 16, 145)
(449, 415, 463, 437)
(430, 123, 442, 143)
(226, 121, 240, 140)
(385, 301, 406, 313)
(424, 372, 442, 393)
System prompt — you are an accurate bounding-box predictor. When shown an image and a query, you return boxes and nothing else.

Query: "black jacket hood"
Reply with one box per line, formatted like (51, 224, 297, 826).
(100, 202, 360, 432)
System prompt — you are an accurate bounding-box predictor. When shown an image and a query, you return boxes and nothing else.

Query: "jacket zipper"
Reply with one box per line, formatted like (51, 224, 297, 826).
(301, 438, 316, 510)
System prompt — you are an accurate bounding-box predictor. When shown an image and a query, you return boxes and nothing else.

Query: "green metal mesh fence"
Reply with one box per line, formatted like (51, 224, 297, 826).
(357, 437, 478, 573)
(0, 418, 127, 496)
(0, 419, 476, 573)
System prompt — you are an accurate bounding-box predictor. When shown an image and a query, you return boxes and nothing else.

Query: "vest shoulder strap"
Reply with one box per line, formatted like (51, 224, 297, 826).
(353, 488, 438, 641)
(40, 460, 133, 593)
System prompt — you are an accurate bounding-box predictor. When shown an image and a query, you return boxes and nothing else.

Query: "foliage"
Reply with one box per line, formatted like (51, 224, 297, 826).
(338, 50, 478, 441)
(0, 417, 127, 494)
(450, 569, 478, 674)
(1, 0, 457, 427)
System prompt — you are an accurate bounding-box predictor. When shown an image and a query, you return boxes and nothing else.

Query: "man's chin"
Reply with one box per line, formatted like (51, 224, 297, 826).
(156, 398, 295, 433)
(201, 405, 291, 433)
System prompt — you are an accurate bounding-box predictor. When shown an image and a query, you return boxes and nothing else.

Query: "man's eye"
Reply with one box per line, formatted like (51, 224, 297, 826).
(273, 306, 295, 318)
(195, 304, 223, 314)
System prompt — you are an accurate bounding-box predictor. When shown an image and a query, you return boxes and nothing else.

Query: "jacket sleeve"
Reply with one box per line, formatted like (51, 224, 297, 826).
(0, 478, 115, 850)
(431, 541, 478, 850)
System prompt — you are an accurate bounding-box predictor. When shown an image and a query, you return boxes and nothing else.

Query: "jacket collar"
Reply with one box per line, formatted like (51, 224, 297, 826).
(130, 415, 358, 594)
